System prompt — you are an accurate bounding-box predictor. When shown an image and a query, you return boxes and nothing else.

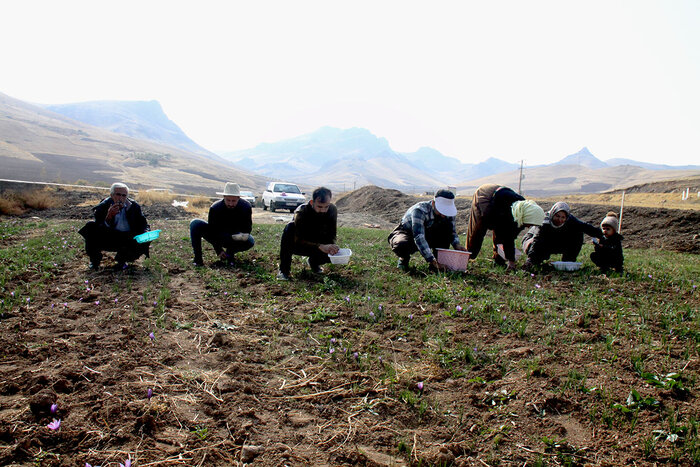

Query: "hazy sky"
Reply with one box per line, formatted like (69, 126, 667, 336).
(3, 0, 699, 166)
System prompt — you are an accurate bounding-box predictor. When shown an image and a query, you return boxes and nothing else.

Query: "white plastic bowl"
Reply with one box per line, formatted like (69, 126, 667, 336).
(329, 248, 352, 265)
(552, 261, 582, 271)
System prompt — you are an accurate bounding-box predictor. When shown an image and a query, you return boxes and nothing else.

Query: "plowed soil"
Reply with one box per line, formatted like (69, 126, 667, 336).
(1, 185, 698, 466)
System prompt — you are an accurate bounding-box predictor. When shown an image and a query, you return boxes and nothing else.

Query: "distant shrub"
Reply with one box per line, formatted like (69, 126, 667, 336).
(189, 196, 213, 208)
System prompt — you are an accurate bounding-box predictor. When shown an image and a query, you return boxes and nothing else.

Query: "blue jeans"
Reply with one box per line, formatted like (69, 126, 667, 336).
(189, 219, 255, 262)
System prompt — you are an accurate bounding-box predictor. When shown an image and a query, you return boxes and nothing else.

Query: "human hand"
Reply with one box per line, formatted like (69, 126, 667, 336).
(455, 244, 467, 252)
(106, 203, 122, 220)
(430, 259, 448, 272)
(320, 244, 340, 255)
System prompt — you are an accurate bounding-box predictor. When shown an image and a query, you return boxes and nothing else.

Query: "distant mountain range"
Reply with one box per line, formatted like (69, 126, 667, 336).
(2, 90, 698, 196)
(221, 129, 700, 195)
(0, 92, 267, 193)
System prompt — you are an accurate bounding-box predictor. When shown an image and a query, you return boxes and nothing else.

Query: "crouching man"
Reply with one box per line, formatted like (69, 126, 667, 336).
(276, 187, 339, 280)
(78, 182, 150, 270)
(190, 182, 255, 267)
(388, 188, 466, 272)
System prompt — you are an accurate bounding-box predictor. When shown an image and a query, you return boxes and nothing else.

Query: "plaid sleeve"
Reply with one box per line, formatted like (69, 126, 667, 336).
(410, 208, 434, 262)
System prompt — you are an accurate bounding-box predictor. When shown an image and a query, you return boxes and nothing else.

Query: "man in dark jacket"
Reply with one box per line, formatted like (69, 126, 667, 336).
(276, 187, 339, 280)
(78, 182, 150, 270)
(522, 201, 603, 269)
(465, 184, 544, 270)
(190, 182, 255, 267)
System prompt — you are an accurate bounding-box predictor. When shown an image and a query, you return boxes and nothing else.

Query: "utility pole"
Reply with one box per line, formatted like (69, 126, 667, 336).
(517, 160, 524, 194)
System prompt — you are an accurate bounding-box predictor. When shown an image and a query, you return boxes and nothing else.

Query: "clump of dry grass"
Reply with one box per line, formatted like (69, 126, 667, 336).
(135, 190, 177, 206)
(184, 195, 214, 215)
(0, 188, 61, 215)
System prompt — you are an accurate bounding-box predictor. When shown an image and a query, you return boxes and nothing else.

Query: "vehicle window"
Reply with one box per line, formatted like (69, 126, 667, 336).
(273, 184, 301, 193)
(240, 191, 253, 196)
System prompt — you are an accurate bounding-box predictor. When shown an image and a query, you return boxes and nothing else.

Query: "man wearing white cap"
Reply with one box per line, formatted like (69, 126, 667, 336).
(388, 188, 466, 271)
(189, 182, 255, 267)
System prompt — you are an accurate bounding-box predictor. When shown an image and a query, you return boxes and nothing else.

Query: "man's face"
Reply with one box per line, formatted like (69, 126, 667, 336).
(223, 195, 240, 209)
(551, 210, 568, 227)
(111, 187, 128, 206)
(310, 197, 331, 214)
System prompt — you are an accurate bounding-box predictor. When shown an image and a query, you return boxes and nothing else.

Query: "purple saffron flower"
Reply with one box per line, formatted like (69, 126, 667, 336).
(648, 274, 653, 279)
(330, 337, 336, 344)
(94, 300, 100, 306)
(26, 298, 30, 303)
(530, 273, 535, 277)
(417, 381, 424, 391)
(535, 284, 542, 289)
(47, 419, 61, 431)
(456, 305, 462, 312)
(50, 403, 58, 414)
(149, 332, 155, 341)
(10, 292, 14, 297)
(224, 291, 228, 295)
(153, 301, 157, 306)
(147, 388, 153, 399)
(353, 352, 359, 360)
(114, 298, 118, 303)
(329, 347, 335, 354)
(51, 303, 55, 309)
(369, 311, 375, 320)
(408, 314, 413, 320)
(344, 296, 350, 303)
(378, 304, 383, 311)
(63, 302, 68, 307)
(119, 460, 131, 467)
(378, 356, 383, 363)
(85, 280, 89, 284)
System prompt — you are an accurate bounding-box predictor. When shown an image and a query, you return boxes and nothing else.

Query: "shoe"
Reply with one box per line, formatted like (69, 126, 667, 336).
(113, 262, 128, 271)
(306, 258, 323, 274)
(397, 257, 410, 271)
(276, 270, 290, 281)
(492, 254, 506, 267)
(193, 258, 204, 267)
(88, 262, 100, 270)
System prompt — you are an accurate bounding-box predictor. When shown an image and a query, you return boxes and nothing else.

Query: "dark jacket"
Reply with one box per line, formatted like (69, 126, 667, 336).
(485, 187, 525, 261)
(591, 233, 624, 272)
(525, 214, 603, 264)
(94, 197, 148, 235)
(293, 202, 337, 248)
(208, 199, 252, 235)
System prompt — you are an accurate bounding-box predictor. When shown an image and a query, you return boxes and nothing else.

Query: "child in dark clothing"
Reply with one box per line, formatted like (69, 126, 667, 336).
(590, 211, 624, 272)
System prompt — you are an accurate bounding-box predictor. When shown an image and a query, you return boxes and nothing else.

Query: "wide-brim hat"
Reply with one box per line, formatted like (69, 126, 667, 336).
(216, 182, 241, 196)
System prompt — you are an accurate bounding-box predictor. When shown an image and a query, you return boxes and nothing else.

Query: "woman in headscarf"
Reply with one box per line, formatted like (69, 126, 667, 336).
(465, 184, 545, 271)
(521, 201, 604, 270)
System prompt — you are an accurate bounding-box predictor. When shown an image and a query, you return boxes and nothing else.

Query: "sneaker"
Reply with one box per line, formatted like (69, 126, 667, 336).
(88, 262, 100, 271)
(193, 258, 204, 267)
(306, 258, 323, 274)
(276, 270, 290, 281)
(113, 262, 129, 271)
(397, 258, 410, 271)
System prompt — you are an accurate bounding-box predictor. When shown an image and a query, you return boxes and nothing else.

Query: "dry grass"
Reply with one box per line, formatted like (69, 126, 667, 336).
(541, 192, 700, 211)
(135, 190, 177, 206)
(0, 188, 61, 214)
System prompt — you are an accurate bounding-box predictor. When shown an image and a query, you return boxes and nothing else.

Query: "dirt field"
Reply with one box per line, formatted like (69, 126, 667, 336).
(0, 185, 698, 466)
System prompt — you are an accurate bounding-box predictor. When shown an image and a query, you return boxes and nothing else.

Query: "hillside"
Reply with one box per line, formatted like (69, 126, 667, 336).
(458, 164, 700, 197)
(0, 92, 268, 194)
(45, 100, 218, 159)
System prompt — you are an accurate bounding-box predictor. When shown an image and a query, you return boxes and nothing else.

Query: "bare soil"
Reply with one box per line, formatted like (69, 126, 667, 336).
(0, 185, 698, 466)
